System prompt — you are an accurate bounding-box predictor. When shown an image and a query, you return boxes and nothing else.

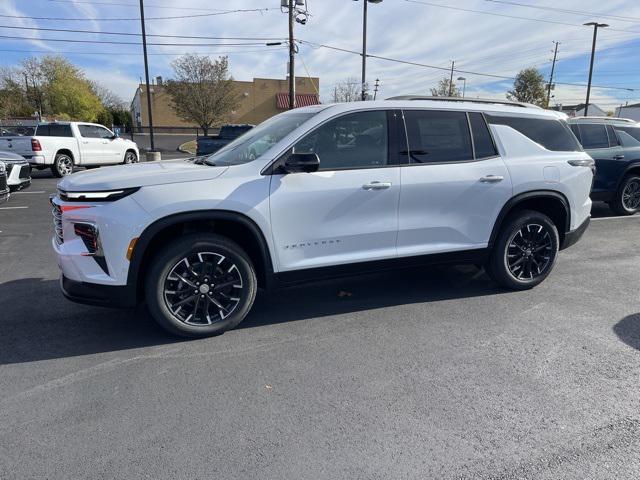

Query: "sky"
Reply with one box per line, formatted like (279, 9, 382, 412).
(1, 0, 639, 112)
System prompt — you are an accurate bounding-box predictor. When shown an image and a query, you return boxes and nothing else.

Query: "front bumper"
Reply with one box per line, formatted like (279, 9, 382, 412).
(6, 162, 32, 191)
(560, 216, 590, 250)
(0, 187, 8, 204)
(61, 275, 137, 308)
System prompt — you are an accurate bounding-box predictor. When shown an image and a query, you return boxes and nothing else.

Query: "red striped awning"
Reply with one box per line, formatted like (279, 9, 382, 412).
(276, 92, 320, 110)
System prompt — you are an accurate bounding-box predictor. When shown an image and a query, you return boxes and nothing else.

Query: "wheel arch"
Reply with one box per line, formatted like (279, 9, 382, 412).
(616, 162, 640, 190)
(489, 190, 571, 248)
(55, 149, 74, 161)
(127, 210, 274, 302)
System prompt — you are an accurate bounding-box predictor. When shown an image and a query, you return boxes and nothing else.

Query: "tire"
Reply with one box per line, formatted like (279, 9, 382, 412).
(145, 234, 257, 338)
(51, 153, 74, 177)
(611, 174, 640, 216)
(123, 150, 138, 164)
(487, 209, 559, 290)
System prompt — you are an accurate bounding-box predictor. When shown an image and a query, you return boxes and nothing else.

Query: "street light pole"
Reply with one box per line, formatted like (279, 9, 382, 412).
(584, 22, 608, 117)
(457, 76, 466, 98)
(139, 0, 155, 152)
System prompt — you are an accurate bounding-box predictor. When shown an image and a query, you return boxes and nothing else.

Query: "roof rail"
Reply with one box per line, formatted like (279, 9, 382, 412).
(568, 116, 637, 124)
(385, 95, 541, 109)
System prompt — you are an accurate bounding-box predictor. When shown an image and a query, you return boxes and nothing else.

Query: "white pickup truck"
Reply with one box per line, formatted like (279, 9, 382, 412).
(0, 122, 139, 177)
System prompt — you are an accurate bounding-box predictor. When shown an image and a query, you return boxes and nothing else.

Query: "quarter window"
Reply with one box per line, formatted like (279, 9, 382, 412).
(577, 124, 609, 149)
(486, 115, 582, 152)
(469, 112, 498, 159)
(292, 110, 389, 170)
(403, 110, 473, 163)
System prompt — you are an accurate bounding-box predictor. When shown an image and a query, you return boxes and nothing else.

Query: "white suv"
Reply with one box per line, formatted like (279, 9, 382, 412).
(51, 98, 594, 337)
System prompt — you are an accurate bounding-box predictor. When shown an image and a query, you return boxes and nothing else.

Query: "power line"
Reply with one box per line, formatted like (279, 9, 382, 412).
(0, 47, 288, 56)
(0, 7, 277, 22)
(299, 40, 637, 91)
(0, 34, 277, 47)
(403, 0, 640, 35)
(484, 0, 640, 23)
(0, 24, 286, 41)
(46, 0, 235, 13)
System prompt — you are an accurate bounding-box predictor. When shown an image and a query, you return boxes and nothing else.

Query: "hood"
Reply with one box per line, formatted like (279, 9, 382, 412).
(0, 150, 27, 163)
(58, 158, 228, 191)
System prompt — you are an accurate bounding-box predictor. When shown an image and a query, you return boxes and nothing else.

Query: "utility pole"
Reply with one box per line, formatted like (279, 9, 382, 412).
(448, 61, 455, 97)
(139, 0, 155, 152)
(546, 41, 559, 109)
(361, 0, 368, 100)
(373, 78, 380, 100)
(584, 22, 608, 117)
(288, 0, 296, 110)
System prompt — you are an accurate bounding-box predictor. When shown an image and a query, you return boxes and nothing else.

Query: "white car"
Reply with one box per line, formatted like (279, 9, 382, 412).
(0, 161, 8, 204)
(0, 122, 139, 178)
(51, 98, 594, 337)
(0, 151, 31, 191)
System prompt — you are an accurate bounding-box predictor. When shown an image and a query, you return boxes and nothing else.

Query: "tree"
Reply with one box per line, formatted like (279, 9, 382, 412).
(507, 68, 546, 106)
(0, 67, 32, 118)
(40, 56, 103, 121)
(331, 78, 364, 103)
(430, 77, 460, 97)
(165, 54, 240, 135)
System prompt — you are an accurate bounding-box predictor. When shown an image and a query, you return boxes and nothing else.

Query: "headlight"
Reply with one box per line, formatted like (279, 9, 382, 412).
(58, 187, 139, 202)
(0, 162, 5, 174)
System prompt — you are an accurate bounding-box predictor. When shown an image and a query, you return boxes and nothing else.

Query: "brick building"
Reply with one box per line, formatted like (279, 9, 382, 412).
(130, 76, 320, 133)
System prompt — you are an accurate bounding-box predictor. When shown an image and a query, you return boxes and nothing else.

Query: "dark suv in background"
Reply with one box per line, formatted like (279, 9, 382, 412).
(568, 117, 640, 215)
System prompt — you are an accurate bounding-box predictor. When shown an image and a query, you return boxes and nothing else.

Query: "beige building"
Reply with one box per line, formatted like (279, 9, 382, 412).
(131, 76, 320, 133)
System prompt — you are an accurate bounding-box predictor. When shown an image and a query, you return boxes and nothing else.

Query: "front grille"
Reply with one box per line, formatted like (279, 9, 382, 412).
(5, 164, 14, 176)
(18, 164, 30, 180)
(52, 202, 63, 244)
(0, 174, 7, 191)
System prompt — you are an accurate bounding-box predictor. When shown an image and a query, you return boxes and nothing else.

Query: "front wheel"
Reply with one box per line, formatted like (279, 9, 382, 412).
(123, 150, 138, 164)
(487, 210, 559, 290)
(145, 234, 257, 338)
(51, 153, 74, 177)
(611, 174, 640, 216)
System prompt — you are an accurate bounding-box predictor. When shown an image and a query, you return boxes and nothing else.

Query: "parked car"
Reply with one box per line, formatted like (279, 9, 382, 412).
(196, 124, 254, 156)
(0, 122, 139, 178)
(0, 161, 8, 204)
(52, 97, 593, 338)
(568, 117, 640, 215)
(0, 151, 31, 191)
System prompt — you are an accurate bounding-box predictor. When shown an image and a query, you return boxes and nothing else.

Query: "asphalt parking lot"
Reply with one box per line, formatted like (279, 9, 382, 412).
(1, 173, 640, 479)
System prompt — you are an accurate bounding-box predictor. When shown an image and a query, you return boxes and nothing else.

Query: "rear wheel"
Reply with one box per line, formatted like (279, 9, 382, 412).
(51, 153, 73, 177)
(145, 234, 257, 338)
(487, 210, 559, 290)
(611, 174, 640, 216)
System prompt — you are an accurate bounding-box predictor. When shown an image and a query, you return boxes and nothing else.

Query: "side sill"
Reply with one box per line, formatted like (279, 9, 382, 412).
(272, 248, 489, 288)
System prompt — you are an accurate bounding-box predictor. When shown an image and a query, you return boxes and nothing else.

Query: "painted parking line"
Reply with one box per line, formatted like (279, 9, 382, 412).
(13, 190, 46, 194)
(0, 206, 29, 210)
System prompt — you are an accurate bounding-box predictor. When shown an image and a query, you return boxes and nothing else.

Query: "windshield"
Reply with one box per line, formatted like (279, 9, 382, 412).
(204, 111, 320, 166)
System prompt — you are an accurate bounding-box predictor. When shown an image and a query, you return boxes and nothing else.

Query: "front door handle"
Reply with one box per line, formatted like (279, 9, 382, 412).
(614, 155, 625, 160)
(480, 175, 504, 183)
(362, 181, 392, 190)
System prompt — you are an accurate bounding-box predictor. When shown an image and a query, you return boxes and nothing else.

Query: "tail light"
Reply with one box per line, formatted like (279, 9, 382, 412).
(31, 138, 42, 151)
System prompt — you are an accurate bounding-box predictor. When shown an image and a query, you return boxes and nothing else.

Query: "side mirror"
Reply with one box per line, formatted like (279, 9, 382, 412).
(284, 152, 320, 173)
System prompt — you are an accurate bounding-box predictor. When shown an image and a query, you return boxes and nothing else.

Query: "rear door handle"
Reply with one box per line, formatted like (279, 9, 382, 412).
(362, 181, 392, 190)
(614, 155, 625, 160)
(480, 175, 504, 183)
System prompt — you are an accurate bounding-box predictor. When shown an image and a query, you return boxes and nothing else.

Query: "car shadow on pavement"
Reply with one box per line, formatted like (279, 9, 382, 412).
(613, 314, 640, 351)
(239, 264, 501, 330)
(0, 265, 501, 365)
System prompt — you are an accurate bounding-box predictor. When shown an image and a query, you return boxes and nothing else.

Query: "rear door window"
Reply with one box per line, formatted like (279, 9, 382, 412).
(486, 114, 582, 152)
(403, 110, 473, 163)
(577, 124, 609, 149)
(78, 125, 100, 138)
(468, 112, 498, 159)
